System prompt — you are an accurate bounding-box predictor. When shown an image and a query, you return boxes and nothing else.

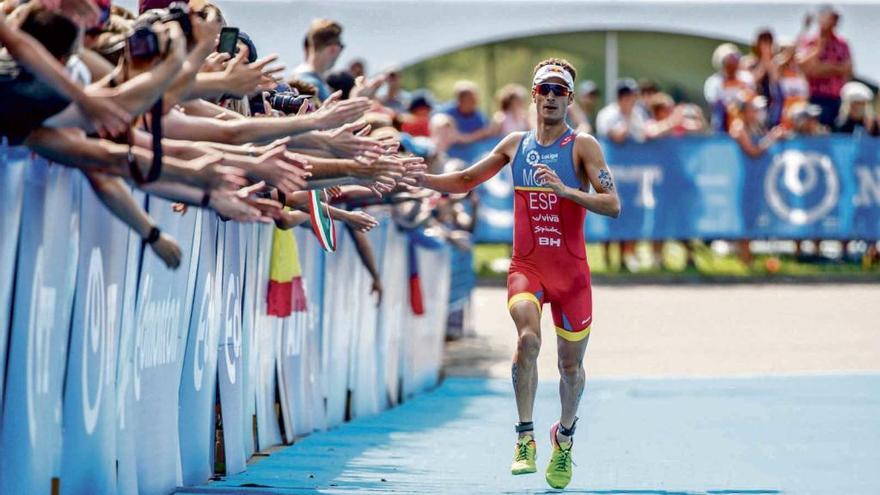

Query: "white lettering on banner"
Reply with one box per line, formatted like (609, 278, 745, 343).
(612, 165, 663, 208)
(133, 274, 181, 401)
(82, 248, 118, 435)
(538, 237, 561, 247)
(532, 214, 560, 223)
(528, 192, 558, 211)
(765, 150, 839, 225)
(854, 166, 880, 207)
(26, 247, 55, 446)
(193, 272, 216, 392)
(223, 273, 242, 384)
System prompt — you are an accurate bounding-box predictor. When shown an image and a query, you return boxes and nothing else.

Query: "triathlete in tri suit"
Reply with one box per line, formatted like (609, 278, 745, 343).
(419, 58, 620, 489)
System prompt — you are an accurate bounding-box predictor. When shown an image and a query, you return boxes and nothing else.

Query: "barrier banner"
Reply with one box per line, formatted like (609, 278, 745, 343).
(178, 214, 221, 485)
(237, 224, 261, 458)
(0, 145, 27, 415)
(60, 179, 131, 494)
(349, 219, 387, 418)
(320, 223, 358, 427)
(294, 226, 327, 433)
(252, 226, 283, 451)
(115, 190, 146, 495)
(466, 136, 880, 242)
(131, 200, 200, 495)
(0, 161, 80, 494)
(377, 224, 407, 407)
(217, 222, 247, 474)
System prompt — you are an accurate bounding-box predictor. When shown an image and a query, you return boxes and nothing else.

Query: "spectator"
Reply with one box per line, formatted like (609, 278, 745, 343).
(597, 77, 646, 143)
(492, 83, 530, 134)
(705, 43, 755, 132)
(729, 93, 786, 158)
(747, 28, 784, 126)
(292, 18, 344, 101)
(566, 80, 599, 134)
(776, 39, 811, 129)
(833, 81, 878, 136)
(645, 93, 707, 138)
(797, 4, 852, 127)
(349, 58, 366, 78)
(377, 68, 410, 114)
(326, 70, 356, 99)
(789, 102, 829, 135)
(637, 78, 659, 118)
(438, 80, 492, 145)
(401, 90, 434, 137)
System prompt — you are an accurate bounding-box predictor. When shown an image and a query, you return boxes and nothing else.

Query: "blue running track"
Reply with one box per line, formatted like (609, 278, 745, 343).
(180, 375, 880, 495)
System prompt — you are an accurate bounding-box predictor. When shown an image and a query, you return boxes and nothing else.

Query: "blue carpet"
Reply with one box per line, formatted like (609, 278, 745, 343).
(181, 374, 880, 494)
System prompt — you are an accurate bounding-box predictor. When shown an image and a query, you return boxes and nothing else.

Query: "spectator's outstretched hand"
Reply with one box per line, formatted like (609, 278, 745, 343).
(191, 6, 222, 50)
(202, 52, 231, 72)
(190, 153, 250, 191)
(311, 92, 372, 130)
(341, 210, 379, 232)
(75, 88, 131, 139)
(150, 232, 183, 269)
(249, 147, 311, 194)
(370, 278, 383, 306)
(237, 181, 283, 223)
(398, 156, 428, 187)
(350, 74, 387, 99)
(221, 52, 284, 98)
(322, 121, 384, 159)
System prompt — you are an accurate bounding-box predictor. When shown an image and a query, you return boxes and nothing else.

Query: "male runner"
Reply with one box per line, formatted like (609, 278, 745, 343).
(420, 58, 620, 489)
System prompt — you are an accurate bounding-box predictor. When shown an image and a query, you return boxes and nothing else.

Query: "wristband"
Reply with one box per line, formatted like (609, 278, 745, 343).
(128, 146, 147, 184)
(277, 189, 287, 206)
(200, 191, 211, 207)
(144, 226, 161, 245)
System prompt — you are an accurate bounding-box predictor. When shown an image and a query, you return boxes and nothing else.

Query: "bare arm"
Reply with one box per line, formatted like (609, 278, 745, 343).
(534, 134, 620, 218)
(422, 132, 521, 193)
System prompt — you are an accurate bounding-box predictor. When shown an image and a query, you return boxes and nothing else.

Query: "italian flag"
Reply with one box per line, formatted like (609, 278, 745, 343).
(308, 189, 337, 252)
(267, 227, 307, 317)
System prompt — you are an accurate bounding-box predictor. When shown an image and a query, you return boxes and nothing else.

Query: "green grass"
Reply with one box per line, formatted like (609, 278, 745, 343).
(474, 242, 880, 279)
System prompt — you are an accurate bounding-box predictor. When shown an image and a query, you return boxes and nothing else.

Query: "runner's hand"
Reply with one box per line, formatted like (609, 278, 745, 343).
(533, 164, 567, 196)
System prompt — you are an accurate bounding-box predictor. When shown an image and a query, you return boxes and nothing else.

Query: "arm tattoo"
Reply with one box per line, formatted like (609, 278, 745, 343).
(598, 168, 615, 192)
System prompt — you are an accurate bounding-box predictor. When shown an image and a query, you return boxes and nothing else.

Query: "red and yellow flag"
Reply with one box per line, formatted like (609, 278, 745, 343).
(267, 227, 308, 317)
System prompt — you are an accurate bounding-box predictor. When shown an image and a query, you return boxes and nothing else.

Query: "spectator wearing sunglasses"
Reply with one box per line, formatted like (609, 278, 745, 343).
(596, 78, 647, 143)
(291, 18, 344, 102)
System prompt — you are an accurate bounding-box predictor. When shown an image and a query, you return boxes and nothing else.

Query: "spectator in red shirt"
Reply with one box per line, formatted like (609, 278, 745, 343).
(797, 4, 853, 127)
(400, 90, 434, 137)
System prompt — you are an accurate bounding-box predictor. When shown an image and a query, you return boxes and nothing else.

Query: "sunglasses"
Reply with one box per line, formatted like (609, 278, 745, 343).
(535, 83, 571, 97)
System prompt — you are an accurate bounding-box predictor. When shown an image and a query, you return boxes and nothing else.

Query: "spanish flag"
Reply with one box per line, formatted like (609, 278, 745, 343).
(267, 227, 307, 317)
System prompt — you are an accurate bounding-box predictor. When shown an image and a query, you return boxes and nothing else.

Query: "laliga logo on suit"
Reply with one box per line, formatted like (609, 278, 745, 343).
(765, 150, 839, 225)
(82, 248, 118, 435)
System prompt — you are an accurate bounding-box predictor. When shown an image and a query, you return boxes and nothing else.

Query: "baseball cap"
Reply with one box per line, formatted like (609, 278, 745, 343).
(533, 64, 574, 92)
(577, 80, 598, 97)
(409, 90, 435, 112)
(616, 78, 639, 97)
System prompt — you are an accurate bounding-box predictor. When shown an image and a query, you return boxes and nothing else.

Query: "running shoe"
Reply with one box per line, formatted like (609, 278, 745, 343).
(510, 435, 537, 475)
(545, 421, 574, 488)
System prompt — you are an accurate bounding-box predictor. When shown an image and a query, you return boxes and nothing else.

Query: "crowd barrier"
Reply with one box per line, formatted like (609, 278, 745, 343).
(0, 146, 452, 495)
(456, 135, 880, 242)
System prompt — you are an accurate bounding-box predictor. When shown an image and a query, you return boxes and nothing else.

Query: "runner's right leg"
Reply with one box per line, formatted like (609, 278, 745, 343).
(508, 296, 542, 475)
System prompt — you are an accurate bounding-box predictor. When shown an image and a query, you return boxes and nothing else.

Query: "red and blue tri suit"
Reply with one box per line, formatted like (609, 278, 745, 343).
(506, 127, 592, 342)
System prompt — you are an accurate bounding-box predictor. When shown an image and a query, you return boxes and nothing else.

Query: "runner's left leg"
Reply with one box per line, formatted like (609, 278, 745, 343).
(556, 334, 589, 442)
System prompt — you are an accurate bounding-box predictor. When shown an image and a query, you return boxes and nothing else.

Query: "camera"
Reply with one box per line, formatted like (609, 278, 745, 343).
(163, 2, 194, 41)
(270, 92, 312, 115)
(128, 24, 161, 61)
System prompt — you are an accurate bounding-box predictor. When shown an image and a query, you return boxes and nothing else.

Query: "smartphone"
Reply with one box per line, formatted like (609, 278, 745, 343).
(218, 27, 240, 56)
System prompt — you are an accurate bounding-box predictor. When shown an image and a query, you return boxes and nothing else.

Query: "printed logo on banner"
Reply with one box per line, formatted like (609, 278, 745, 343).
(612, 165, 663, 208)
(854, 166, 880, 207)
(26, 247, 55, 447)
(765, 150, 839, 225)
(133, 274, 181, 401)
(223, 273, 242, 384)
(82, 248, 118, 434)
(193, 272, 218, 391)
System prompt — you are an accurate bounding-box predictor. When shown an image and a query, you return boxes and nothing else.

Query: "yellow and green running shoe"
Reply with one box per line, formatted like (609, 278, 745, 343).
(510, 435, 537, 475)
(545, 422, 575, 489)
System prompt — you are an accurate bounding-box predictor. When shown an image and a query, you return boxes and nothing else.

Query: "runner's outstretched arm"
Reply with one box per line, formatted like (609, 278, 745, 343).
(533, 134, 620, 218)
(422, 132, 522, 194)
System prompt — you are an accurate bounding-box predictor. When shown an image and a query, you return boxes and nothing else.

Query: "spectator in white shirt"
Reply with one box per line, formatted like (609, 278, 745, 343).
(597, 78, 647, 143)
(704, 43, 755, 132)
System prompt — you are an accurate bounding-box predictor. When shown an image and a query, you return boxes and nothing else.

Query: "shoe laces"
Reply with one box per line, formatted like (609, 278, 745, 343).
(554, 445, 575, 471)
(515, 438, 532, 461)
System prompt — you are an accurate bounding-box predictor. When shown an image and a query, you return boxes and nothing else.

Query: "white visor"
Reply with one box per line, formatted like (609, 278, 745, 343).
(533, 65, 575, 92)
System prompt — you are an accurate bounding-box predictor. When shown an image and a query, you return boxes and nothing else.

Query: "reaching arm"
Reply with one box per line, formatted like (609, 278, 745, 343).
(422, 132, 520, 193)
(533, 133, 620, 218)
